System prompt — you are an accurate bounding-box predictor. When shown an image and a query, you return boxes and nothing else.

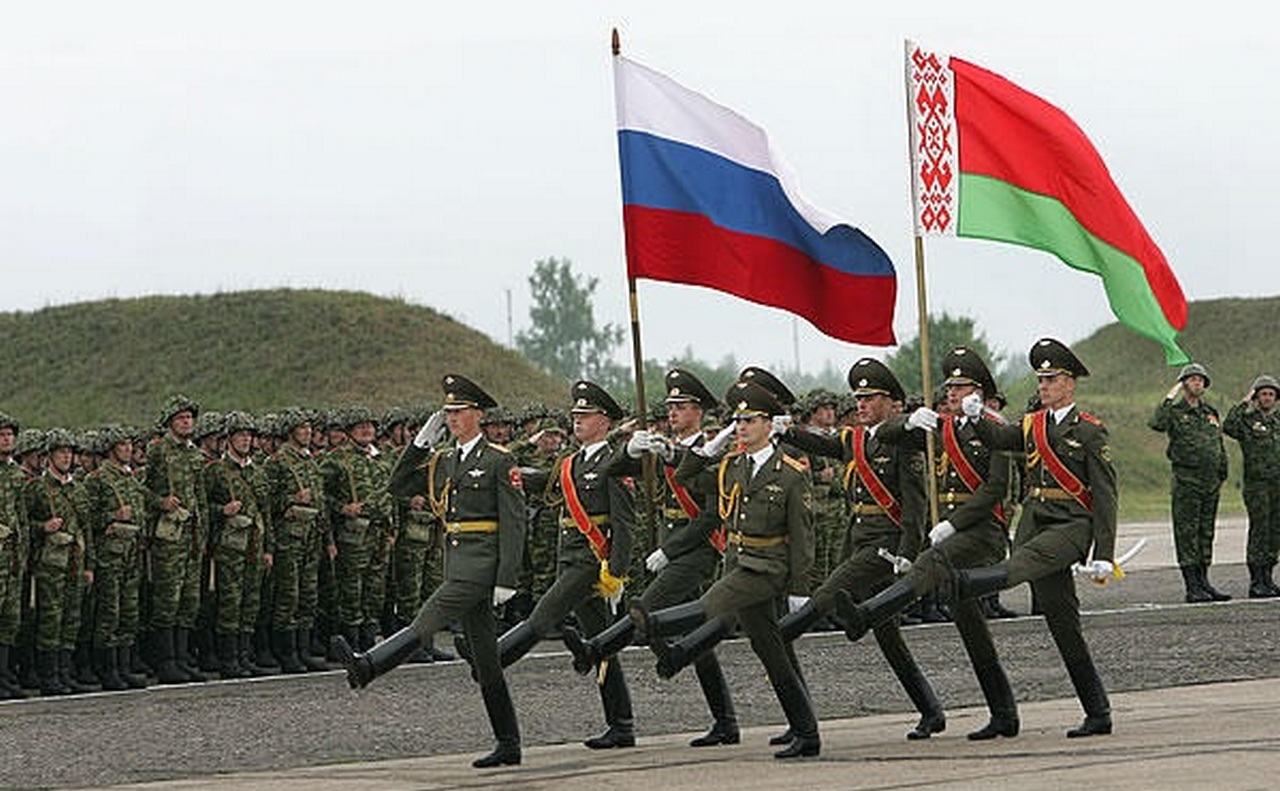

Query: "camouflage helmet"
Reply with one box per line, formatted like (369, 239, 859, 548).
(517, 402, 549, 425)
(481, 405, 517, 427)
(44, 427, 78, 453)
(1177, 362, 1210, 388)
(193, 411, 224, 441)
(77, 429, 101, 455)
(157, 394, 200, 428)
(381, 406, 411, 429)
(96, 424, 132, 454)
(1252, 375, 1280, 396)
(257, 412, 281, 438)
(15, 428, 45, 457)
(0, 411, 19, 432)
(221, 410, 258, 436)
(276, 407, 311, 435)
(343, 405, 378, 430)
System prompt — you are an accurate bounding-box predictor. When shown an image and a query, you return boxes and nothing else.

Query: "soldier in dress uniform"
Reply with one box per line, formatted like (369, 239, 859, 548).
(1149, 363, 1231, 602)
(334, 375, 526, 768)
(634, 379, 820, 759)
(830, 339, 1120, 738)
(828, 347, 1021, 740)
(563, 368, 741, 748)
(773, 358, 947, 741)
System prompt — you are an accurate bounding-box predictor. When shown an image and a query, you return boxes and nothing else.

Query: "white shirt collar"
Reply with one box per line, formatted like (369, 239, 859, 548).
(458, 433, 484, 460)
(748, 444, 774, 474)
(580, 440, 609, 462)
(1051, 404, 1075, 424)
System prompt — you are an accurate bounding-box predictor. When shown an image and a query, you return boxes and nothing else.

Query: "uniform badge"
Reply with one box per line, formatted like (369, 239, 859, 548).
(467, 468, 486, 478)
(583, 471, 599, 481)
(508, 467, 523, 491)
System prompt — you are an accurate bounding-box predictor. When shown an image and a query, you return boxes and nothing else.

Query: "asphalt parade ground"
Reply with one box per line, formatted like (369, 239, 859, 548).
(5, 515, 1279, 790)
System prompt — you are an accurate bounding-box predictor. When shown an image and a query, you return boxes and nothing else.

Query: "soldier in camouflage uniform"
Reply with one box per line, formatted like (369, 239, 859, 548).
(204, 412, 275, 677)
(263, 408, 330, 672)
(0, 412, 30, 699)
(511, 415, 567, 620)
(83, 426, 149, 690)
(25, 429, 95, 695)
(322, 406, 393, 651)
(797, 389, 846, 593)
(1149, 363, 1231, 602)
(144, 394, 211, 684)
(1223, 374, 1280, 598)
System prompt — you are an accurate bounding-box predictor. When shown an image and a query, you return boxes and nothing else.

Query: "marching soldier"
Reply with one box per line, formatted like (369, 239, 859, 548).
(635, 379, 820, 759)
(774, 358, 947, 741)
(564, 368, 741, 748)
(334, 374, 527, 769)
(1149, 363, 1231, 602)
(1223, 374, 1280, 597)
(25, 429, 94, 695)
(828, 348, 1021, 740)
(836, 339, 1119, 738)
(83, 426, 149, 690)
(0, 413, 30, 699)
(491, 381, 637, 750)
(144, 394, 211, 684)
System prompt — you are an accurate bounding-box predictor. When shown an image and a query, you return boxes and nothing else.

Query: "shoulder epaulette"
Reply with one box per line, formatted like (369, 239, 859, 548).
(781, 453, 807, 473)
(487, 442, 512, 454)
(1079, 412, 1103, 427)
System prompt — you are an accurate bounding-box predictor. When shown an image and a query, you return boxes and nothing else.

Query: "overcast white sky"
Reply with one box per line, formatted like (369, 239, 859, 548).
(2, 1, 1273, 376)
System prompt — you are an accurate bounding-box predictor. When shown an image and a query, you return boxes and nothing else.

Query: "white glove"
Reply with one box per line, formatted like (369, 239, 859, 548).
(626, 430, 653, 459)
(607, 586, 625, 615)
(1166, 381, 1183, 401)
(770, 414, 793, 437)
(645, 548, 670, 573)
(906, 407, 939, 432)
(695, 424, 736, 458)
(787, 595, 810, 614)
(649, 434, 675, 463)
(961, 392, 984, 419)
(928, 520, 956, 546)
(1083, 559, 1115, 581)
(892, 556, 912, 575)
(492, 585, 517, 607)
(413, 410, 448, 448)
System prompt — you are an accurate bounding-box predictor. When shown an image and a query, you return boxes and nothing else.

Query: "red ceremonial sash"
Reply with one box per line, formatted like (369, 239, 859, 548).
(1027, 410, 1092, 511)
(941, 418, 1007, 526)
(851, 426, 902, 526)
(560, 456, 611, 562)
(662, 464, 700, 519)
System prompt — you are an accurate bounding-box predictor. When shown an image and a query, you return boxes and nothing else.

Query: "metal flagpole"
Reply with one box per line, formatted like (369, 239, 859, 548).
(615, 28, 660, 552)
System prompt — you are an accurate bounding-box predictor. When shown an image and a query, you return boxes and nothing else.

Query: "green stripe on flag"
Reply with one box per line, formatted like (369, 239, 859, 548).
(958, 173, 1189, 365)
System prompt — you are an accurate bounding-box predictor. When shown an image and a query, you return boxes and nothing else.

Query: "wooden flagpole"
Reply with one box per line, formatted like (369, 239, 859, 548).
(614, 28, 660, 552)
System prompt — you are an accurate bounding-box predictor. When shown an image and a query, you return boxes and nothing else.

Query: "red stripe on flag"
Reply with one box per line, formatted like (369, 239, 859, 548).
(624, 206, 897, 346)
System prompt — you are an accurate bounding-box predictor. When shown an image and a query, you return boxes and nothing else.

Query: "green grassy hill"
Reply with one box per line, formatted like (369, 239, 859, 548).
(0, 289, 566, 428)
(998, 296, 1277, 519)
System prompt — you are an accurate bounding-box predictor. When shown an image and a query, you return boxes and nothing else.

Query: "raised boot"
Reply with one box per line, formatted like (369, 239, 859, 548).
(653, 616, 732, 680)
(95, 647, 128, 691)
(1199, 565, 1232, 601)
(37, 650, 69, 696)
(333, 626, 423, 689)
(496, 620, 542, 668)
(585, 659, 635, 749)
(274, 629, 307, 674)
(967, 660, 1020, 740)
(629, 600, 706, 642)
(117, 646, 149, 689)
(473, 679, 522, 768)
(954, 567, 1009, 601)
(836, 579, 918, 643)
(563, 617, 635, 676)
(1180, 565, 1212, 603)
(1065, 657, 1112, 737)
(778, 600, 824, 643)
(689, 653, 739, 747)
(770, 673, 820, 759)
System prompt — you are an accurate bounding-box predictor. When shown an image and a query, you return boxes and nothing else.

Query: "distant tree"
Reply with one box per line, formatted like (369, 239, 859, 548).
(516, 257, 627, 385)
(885, 312, 1006, 397)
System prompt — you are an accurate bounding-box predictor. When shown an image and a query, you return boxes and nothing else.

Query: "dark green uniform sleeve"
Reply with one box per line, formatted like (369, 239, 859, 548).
(785, 469, 814, 596)
(492, 447, 527, 589)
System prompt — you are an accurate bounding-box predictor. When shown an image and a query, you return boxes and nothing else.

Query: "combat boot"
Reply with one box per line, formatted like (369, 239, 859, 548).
(652, 616, 732, 680)
(153, 629, 192, 684)
(116, 645, 149, 689)
(217, 633, 248, 679)
(1180, 566, 1213, 603)
(1265, 564, 1280, 597)
(0, 645, 28, 699)
(254, 625, 282, 673)
(238, 633, 273, 677)
(58, 649, 99, 693)
(37, 650, 70, 696)
(297, 630, 330, 672)
(967, 660, 1020, 740)
(1247, 565, 1277, 598)
(689, 654, 739, 747)
(274, 629, 307, 674)
(333, 626, 423, 689)
(563, 617, 635, 675)
(175, 628, 212, 681)
(1199, 565, 1232, 601)
(473, 679, 522, 768)
(94, 647, 128, 691)
(73, 642, 101, 688)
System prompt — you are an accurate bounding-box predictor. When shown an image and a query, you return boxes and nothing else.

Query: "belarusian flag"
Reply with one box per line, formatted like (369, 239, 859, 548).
(907, 41, 1189, 365)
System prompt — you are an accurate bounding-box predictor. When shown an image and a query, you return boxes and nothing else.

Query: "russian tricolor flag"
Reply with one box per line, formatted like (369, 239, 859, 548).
(615, 56, 897, 346)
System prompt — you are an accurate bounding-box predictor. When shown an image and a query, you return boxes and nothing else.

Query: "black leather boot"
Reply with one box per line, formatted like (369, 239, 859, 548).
(297, 629, 330, 671)
(274, 629, 307, 674)
(117, 645, 149, 689)
(217, 633, 248, 679)
(0, 645, 28, 699)
(1199, 565, 1232, 601)
(585, 658, 636, 749)
(689, 653, 739, 747)
(967, 660, 1020, 740)
(333, 626, 423, 689)
(629, 600, 705, 642)
(95, 647, 128, 691)
(497, 620, 541, 668)
(37, 650, 69, 696)
(1265, 564, 1280, 597)
(59, 649, 98, 693)
(954, 567, 1009, 601)
(1248, 565, 1277, 598)
(153, 629, 191, 684)
(238, 632, 272, 677)
(1180, 565, 1212, 603)
(473, 679, 522, 768)
(778, 600, 823, 643)
(1065, 657, 1112, 737)
(770, 673, 820, 759)
(837, 579, 918, 643)
(563, 617, 636, 675)
(877, 627, 946, 740)
(653, 616, 732, 680)
(176, 629, 212, 681)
